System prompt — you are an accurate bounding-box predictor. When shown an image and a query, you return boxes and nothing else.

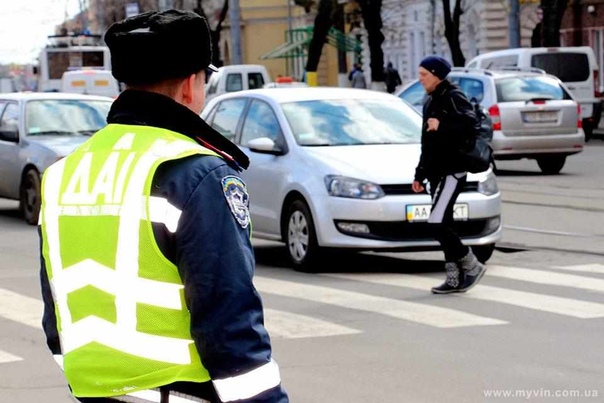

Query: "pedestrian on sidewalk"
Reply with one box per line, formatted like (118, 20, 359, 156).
(39, 9, 288, 403)
(412, 55, 487, 294)
(384, 62, 402, 94)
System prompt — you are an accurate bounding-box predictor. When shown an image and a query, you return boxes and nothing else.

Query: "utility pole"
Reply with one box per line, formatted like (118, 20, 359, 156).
(509, 0, 521, 48)
(229, 0, 243, 64)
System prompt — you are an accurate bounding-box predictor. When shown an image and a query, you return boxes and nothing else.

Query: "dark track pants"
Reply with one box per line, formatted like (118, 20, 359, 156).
(428, 173, 469, 262)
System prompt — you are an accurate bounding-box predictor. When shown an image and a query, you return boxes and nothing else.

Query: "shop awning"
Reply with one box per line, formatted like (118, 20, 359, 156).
(261, 27, 362, 60)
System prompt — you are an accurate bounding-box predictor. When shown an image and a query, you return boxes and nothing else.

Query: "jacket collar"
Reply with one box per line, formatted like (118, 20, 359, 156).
(107, 90, 249, 170)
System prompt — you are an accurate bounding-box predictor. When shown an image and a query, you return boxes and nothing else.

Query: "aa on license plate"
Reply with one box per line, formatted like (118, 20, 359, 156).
(406, 204, 469, 222)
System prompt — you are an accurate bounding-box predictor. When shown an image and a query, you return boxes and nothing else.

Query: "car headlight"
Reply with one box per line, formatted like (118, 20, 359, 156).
(324, 175, 385, 199)
(477, 171, 499, 196)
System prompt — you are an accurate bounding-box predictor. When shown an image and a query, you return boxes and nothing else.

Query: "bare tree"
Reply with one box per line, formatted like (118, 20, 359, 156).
(96, 0, 159, 30)
(356, 0, 384, 84)
(305, 0, 333, 74)
(442, 0, 464, 66)
(193, 0, 229, 67)
(539, 0, 567, 47)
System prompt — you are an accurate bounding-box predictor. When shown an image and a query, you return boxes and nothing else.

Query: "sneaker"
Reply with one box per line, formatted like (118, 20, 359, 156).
(457, 250, 486, 292)
(431, 262, 463, 294)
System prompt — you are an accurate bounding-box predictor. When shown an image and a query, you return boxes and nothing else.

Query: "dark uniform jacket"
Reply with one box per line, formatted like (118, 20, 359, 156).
(39, 90, 289, 403)
(414, 80, 479, 182)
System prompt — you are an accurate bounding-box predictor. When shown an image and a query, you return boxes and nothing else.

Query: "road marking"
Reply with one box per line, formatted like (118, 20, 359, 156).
(255, 277, 506, 328)
(0, 288, 43, 329)
(263, 308, 361, 339)
(327, 273, 604, 319)
(553, 264, 604, 275)
(487, 266, 604, 293)
(0, 349, 23, 364)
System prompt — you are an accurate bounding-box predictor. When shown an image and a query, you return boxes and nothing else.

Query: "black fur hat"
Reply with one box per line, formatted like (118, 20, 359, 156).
(104, 9, 218, 85)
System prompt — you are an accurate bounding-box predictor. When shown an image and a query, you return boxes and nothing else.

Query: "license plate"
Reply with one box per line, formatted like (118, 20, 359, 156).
(406, 204, 469, 222)
(523, 111, 558, 123)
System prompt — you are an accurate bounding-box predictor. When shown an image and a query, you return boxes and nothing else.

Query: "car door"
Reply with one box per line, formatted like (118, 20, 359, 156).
(237, 99, 289, 236)
(0, 102, 21, 198)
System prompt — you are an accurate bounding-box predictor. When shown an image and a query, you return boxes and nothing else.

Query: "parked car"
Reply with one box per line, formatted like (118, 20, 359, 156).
(465, 46, 601, 139)
(201, 87, 502, 271)
(397, 68, 585, 174)
(0, 92, 113, 224)
(61, 69, 121, 98)
(205, 64, 272, 105)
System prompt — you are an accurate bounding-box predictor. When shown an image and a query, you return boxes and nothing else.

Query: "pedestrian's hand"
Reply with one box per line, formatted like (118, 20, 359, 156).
(412, 181, 425, 193)
(426, 118, 439, 132)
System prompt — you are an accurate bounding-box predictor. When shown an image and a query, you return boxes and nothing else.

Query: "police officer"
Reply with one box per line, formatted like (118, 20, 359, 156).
(39, 10, 288, 403)
(412, 55, 486, 294)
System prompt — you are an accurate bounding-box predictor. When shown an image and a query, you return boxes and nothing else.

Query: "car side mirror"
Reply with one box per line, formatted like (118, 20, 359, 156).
(0, 127, 18, 143)
(247, 137, 286, 156)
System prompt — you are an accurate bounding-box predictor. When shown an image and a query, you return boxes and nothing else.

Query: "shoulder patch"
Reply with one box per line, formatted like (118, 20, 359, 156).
(221, 175, 250, 228)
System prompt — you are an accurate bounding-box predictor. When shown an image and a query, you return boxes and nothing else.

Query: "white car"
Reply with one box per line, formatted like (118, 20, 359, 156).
(0, 92, 113, 224)
(201, 88, 502, 271)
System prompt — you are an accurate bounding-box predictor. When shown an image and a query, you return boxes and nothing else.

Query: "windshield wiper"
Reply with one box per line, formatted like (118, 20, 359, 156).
(77, 129, 99, 136)
(30, 130, 76, 136)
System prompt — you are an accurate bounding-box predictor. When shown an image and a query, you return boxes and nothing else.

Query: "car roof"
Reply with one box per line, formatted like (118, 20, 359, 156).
(448, 68, 549, 79)
(0, 92, 114, 102)
(215, 87, 402, 104)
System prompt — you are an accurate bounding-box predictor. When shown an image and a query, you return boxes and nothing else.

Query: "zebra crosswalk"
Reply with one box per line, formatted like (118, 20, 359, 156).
(1, 263, 603, 363)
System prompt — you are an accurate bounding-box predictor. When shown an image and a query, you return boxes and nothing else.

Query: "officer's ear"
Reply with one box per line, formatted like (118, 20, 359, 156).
(181, 74, 197, 105)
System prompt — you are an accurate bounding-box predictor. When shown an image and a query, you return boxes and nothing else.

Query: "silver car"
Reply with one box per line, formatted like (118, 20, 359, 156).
(0, 92, 113, 224)
(397, 68, 585, 174)
(201, 88, 502, 271)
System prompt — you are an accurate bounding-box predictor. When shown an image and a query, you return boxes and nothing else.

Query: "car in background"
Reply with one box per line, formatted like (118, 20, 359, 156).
(205, 64, 272, 105)
(201, 87, 501, 271)
(397, 68, 584, 174)
(0, 92, 113, 224)
(61, 69, 120, 98)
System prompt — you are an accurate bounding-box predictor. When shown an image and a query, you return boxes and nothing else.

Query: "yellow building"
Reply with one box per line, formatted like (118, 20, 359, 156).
(221, 0, 361, 86)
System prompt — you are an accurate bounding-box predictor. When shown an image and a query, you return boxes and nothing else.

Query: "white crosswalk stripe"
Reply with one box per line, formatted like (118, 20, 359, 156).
(487, 265, 604, 293)
(0, 349, 22, 364)
(552, 264, 604, 275)
(263, 309, 361, 339)
(326, 273, 604, 319)
(0, 288, 42, 329)
(255, 277, 507, 328)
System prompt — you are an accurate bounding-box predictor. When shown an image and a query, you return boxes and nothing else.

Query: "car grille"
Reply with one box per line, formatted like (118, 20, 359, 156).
(380, 182, 479, 195)
(335, 217, 495, 242)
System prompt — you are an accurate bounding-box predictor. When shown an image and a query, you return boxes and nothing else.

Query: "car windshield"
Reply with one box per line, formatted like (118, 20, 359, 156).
(495, 76, 572, 102)
(281, 98, 422, 146)
(25, 99, 112, 136)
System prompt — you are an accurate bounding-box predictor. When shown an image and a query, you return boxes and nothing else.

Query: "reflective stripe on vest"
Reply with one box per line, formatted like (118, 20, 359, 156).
(41, 124, 218, 397)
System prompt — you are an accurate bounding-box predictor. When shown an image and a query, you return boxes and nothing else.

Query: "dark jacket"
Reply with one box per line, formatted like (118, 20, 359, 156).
(39, 90, 288, 403)
(414, 80, 479, 182)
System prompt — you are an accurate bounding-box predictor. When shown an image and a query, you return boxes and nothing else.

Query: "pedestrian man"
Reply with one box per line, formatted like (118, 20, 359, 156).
(383, 62, 402, 94)
(350, 63, 367, 89)
(411, 55, 486, 294)
(39, 10, 288, 403)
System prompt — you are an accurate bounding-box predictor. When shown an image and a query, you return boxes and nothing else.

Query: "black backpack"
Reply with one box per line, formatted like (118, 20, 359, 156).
(463, 98, 494, 173)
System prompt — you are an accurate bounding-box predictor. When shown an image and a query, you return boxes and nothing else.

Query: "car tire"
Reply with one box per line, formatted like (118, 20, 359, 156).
(536, 155, 566, 175)
(284, 199, 321, 272)
(20, 168, 42, 225)
(472, 243, 495, 264)
(582, 118, 593, 142)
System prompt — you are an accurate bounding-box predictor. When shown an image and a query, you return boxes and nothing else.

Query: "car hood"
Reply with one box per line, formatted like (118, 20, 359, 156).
(27, 135, 89, 157)
(302, 144, 422, 183)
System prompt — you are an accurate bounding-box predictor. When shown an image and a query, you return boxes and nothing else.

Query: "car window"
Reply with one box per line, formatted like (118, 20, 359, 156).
(495, 76, 571, 102)
(0, 103, 20, 135)
(0, 101, 6, 117)
(399, 81, 426, 108)
(210, 98, 247, 141)
(25, 100, 111, 136)
(531, 53, 589, 82)
(482, 55, 518, 69)
(241, 100, 280, 146)
(282, 99, 422, 146)
(458, 78, 485, 103)
(248, 73, 265, 90)
(206, 73, 219, 95)
(226, 73, 243, 92)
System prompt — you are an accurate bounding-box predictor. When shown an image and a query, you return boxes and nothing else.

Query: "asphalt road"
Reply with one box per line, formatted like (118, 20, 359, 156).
(1, 141, 603, 403)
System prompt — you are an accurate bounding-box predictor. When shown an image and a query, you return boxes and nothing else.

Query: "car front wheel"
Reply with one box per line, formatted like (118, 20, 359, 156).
(536, 155, 566, 175)
(284, 199, 320, 272)
(20, 168, 41, 225)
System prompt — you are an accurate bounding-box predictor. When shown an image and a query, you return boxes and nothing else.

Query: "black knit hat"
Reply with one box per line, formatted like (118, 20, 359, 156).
(419, 56, 451, 80)
(104, 9, 218, 86)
